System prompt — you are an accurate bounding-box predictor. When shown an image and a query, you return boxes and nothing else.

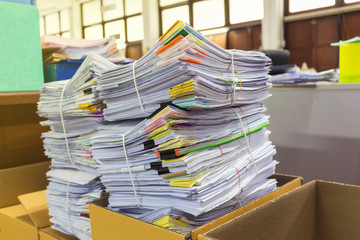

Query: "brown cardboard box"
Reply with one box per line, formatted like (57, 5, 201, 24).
(39, 227, 77, 240)
(90, 173, 302, 240)
(199, 180, 360, 240)
(0, 161, 50, 208)
(0, 94, 49, 169)
(0, 190, 76, 240)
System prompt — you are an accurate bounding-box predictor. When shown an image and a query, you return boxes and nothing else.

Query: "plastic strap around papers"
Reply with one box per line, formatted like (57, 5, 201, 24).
(60, 82, 77, 168)
(122, 133, 141, 208)
(232, 107, 258, 176)
(65, 172, 77, 236)
(132, 60, 146, 113)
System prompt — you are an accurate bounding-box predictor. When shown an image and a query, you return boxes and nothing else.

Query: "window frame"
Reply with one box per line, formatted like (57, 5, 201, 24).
(158, 0, 262, 36)
(41, 9, 70, 37)
(285, 0, 344, 15)
(80, 0, 142, 45)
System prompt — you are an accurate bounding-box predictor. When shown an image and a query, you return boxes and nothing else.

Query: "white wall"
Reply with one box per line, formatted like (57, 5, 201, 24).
(266, 84, 360, 185)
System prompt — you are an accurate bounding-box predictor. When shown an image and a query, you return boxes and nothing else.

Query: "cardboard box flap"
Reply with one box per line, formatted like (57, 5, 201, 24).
(40, 227, 78, 240)
(18, 190, 51, 228)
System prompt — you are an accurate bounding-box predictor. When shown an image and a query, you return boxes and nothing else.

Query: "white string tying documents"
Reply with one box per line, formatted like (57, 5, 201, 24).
(60, 81, 77, 169)
(232, 107, 258, 176)
(122, 133, 141, 208)
(132, 60, 147, 114)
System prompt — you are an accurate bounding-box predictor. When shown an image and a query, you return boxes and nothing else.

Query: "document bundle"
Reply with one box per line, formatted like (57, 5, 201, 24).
(38, 54, 115, 239)
(38, 20, 277, 238)
(42, 35, 124, 65)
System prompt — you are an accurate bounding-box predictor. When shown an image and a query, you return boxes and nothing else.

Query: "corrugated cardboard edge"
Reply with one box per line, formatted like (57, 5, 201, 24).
(199, 181, 316, 240)
(18, 190, 51, 229)
(39, 227, 78, 240)
(193, 173, 302, 240)
(316, 180, 360, 240)
(89, 201, 187, 240)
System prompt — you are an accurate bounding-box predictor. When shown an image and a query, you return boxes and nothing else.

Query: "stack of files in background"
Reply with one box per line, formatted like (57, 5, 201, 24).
(88, 20, 278, 236)
(41, 35, 124, 64)
(42, 35, 128, 83)
(38, 53, 116, 239)
(271, 66, 338, 84)
(43, 59, 83, 83)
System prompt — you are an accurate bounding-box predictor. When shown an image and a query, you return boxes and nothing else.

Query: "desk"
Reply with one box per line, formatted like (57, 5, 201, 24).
(266, 83, 360, 185)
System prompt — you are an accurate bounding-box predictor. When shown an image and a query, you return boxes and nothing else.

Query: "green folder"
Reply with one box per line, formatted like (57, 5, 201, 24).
(0, 1, 44, 92)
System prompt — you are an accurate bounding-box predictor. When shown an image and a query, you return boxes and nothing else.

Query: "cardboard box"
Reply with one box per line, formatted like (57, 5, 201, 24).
(0, 99, 49, 170)
(0, 190, 77, 240)
(90, 174, 302, 240)
(39, 227, 77, 240)
(0, 161, 50, 208)
(199, 180, 360, 240)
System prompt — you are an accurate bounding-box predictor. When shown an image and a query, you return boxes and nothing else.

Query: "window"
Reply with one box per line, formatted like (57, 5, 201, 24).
(289, 0, 336, 13)
(40, 9, 71, 37)
(344, 0, 360, 3)
(81, 0, 143, 54)
(229, 0, 263, 24)
(159, 0, 264, 35)
(193, 0, 225, 30)
(161, 5, 190, 33)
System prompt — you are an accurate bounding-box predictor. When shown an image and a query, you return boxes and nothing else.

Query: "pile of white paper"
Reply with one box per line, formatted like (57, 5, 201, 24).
(46, 169, 103, 240)
(89, 21, 277, 235)
(38, 20, 278, 238)
(38, 53, 115, 239)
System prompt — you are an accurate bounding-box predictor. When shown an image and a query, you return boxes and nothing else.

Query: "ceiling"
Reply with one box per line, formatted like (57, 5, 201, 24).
(37, 0, 72, 16)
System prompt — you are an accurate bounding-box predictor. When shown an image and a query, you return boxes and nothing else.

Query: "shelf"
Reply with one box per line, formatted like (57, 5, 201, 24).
(0, 91, 40, 105)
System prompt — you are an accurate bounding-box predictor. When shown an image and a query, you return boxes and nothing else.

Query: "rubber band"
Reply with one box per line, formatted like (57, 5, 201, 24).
(132, 60, 146, 113)
(232, 166, 241, 187)
(65, 172, 77, 236)
(60, 82, 76, 169)
(232, 108, 258, 176)
(218, 146, 223, 155)
(122, 133, 141, 208)
(238, 107, 250, 144)
(236, 71, 242, 92)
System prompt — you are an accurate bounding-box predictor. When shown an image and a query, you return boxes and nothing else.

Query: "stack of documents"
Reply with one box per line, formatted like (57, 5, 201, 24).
(90, 21, 277, 235)
(96, 21, 271, 121)
(271, 66, 338, 84)
(38, 20, 278, 237)
(46, 169, 104, 240)
(92, 103, 277, 235)
(42, 35, 125, 65)
(38, 53, 115, 239)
